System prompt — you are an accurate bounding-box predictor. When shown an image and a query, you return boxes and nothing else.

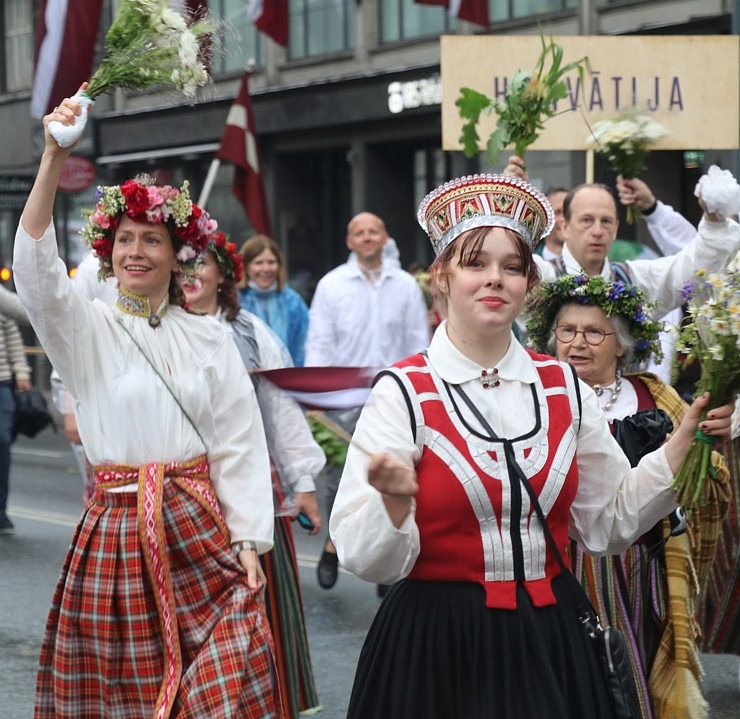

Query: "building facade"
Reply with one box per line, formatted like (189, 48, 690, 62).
(0, 0, 736, 293)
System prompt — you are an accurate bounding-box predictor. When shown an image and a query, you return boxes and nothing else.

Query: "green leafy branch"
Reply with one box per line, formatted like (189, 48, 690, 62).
(456, 35, 587, 163)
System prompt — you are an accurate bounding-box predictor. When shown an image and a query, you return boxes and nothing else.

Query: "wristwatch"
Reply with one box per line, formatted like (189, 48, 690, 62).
(231, 540, 257, 555)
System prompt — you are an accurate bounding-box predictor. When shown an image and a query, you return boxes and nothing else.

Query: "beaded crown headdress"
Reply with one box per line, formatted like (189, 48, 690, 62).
(417, 173, 555, 256)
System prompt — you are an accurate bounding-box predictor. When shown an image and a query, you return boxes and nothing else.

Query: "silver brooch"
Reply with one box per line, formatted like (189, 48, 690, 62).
(480, 368, 500, 389)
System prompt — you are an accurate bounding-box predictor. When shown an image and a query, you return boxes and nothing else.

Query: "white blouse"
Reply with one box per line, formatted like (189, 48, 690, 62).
(217, 309, 326, 496)
(13, 221, 274, 553)
(330, 323, 677, 585)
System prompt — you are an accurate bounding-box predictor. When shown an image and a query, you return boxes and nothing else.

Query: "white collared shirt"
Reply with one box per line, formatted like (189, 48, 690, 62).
(305, 256, 430, 368)
(330, 322, 676, 585)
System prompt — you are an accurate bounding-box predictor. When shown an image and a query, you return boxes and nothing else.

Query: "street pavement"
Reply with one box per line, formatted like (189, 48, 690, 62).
(1, 426, 738, 718)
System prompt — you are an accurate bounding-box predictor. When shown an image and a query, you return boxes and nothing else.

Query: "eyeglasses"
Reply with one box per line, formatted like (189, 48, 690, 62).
(554, 326, 616, 346)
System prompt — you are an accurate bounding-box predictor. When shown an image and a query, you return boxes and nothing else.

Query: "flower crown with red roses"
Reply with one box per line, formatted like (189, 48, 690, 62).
(79, 174, 217, 285)
(206, 232, 243, 283)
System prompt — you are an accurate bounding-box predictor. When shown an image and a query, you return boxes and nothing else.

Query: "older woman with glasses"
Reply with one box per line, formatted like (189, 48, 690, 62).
(525, 274, 731, 719)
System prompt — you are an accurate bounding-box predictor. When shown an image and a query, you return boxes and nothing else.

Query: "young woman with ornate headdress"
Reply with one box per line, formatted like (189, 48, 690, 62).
(329, 174, 734, 718)
(15, 92, 282, 718)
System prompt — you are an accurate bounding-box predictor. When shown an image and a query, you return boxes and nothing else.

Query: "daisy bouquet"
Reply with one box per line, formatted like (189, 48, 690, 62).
(672, 268, 740, 505)
(586, 109, 667, 223)
(49, 0, 212, 147)
(456, 35, 587, 163)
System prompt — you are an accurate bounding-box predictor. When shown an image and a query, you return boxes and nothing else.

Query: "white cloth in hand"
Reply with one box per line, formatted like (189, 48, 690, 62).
(48, 92, 94, 148)
(695, 165, 740, 219)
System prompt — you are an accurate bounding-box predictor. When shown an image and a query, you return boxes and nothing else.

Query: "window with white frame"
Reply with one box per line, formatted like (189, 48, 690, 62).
(3, 0, 33, 92)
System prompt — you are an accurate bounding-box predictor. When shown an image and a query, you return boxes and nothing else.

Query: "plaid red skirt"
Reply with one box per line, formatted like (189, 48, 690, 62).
(35, 458, 282, 718)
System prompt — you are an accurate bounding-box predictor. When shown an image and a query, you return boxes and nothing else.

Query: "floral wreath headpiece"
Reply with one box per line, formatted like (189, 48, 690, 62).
(524, 274, 664, 365)
(417, 173, 555, 256)
(80, 174, 217, 285)
(206, 231, 243, 283)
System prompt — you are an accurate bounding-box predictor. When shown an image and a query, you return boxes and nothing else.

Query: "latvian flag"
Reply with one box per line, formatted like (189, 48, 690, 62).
(254, 366, 379, 410)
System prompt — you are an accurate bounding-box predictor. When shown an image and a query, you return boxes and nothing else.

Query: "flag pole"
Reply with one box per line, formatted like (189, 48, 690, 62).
(198, 158, 221, 208)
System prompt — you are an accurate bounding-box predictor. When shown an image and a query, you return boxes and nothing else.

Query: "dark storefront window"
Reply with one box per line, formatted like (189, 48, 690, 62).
(2, 0, 33, 92)
(289, 0, 355, 59)
(212, 0, 264, 74)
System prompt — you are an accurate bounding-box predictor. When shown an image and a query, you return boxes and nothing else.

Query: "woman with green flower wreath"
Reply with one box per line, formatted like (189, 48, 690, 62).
(525, 274, 732, 719)
(182, 233, 325, 718)
(15, 92, 283, 718)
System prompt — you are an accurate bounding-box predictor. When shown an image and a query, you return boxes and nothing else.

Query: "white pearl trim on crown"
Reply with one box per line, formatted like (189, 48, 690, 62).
(416, 172, 556, 245)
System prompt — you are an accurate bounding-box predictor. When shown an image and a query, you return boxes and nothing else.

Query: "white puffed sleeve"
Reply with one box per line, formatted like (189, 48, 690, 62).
(330, 377, 421, 584)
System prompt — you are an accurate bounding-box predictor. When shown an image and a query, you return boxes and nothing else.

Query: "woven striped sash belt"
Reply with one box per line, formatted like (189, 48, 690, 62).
(94, 456, 228, 719)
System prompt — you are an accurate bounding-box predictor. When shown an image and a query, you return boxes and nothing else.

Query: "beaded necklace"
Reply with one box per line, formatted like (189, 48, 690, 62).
(592, 369, 622, 412)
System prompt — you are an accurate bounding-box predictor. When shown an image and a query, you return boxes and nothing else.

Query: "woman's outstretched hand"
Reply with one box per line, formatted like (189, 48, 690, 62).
(664, 392, 734, 474)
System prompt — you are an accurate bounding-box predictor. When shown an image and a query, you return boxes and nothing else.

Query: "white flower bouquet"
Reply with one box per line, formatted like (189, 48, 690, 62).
(49, 0, 212, 148)
(672, 268, 740, 505)
(586, 109, 668, 223)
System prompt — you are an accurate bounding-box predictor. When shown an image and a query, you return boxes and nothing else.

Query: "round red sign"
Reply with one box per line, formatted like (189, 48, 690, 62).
(58, 155, 96, 193)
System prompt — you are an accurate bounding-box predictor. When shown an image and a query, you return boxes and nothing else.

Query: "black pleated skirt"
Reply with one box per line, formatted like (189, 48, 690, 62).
(347, 576, 615, 719)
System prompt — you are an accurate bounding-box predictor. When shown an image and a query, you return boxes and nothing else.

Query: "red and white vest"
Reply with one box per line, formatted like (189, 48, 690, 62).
(382, 350, 581, 610)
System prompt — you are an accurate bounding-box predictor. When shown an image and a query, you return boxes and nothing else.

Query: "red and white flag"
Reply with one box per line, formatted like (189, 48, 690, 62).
(255, 366, 379, 410)
(414, 0, 489, 27)
(31, 0, 104, 119)
(248, 0, 289, 47)
(216, 72, 272, 236)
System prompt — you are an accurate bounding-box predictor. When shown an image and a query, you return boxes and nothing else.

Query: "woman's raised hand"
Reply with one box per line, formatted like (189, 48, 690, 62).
(44, 83, 90, 152)
(503, 155, 528, 181)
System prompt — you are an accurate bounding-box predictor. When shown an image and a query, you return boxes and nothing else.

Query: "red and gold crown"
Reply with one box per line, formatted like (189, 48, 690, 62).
(417, 174, 555, 256)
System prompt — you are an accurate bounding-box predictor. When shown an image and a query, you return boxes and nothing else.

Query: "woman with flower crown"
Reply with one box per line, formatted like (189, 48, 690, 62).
(14, 92, 283, 718)
(525, 274, 731, 719)
(329, 173, 735, 719)
(182, 234, 324, 717)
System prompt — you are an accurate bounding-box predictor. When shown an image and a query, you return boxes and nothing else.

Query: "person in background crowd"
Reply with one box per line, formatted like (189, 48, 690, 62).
(615, 174, 700, 388)
(239, 234, 309, 367)
(183, 234, 325, 718)
(0, 310, 32, 534)
(525, 273, 731, 719)
(329, 173, 734, 719)
(306, 211, 429, 591)
(504, 155, 740, 324)
(15, 91, 281, 718)
(537, 186, 568, 260)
